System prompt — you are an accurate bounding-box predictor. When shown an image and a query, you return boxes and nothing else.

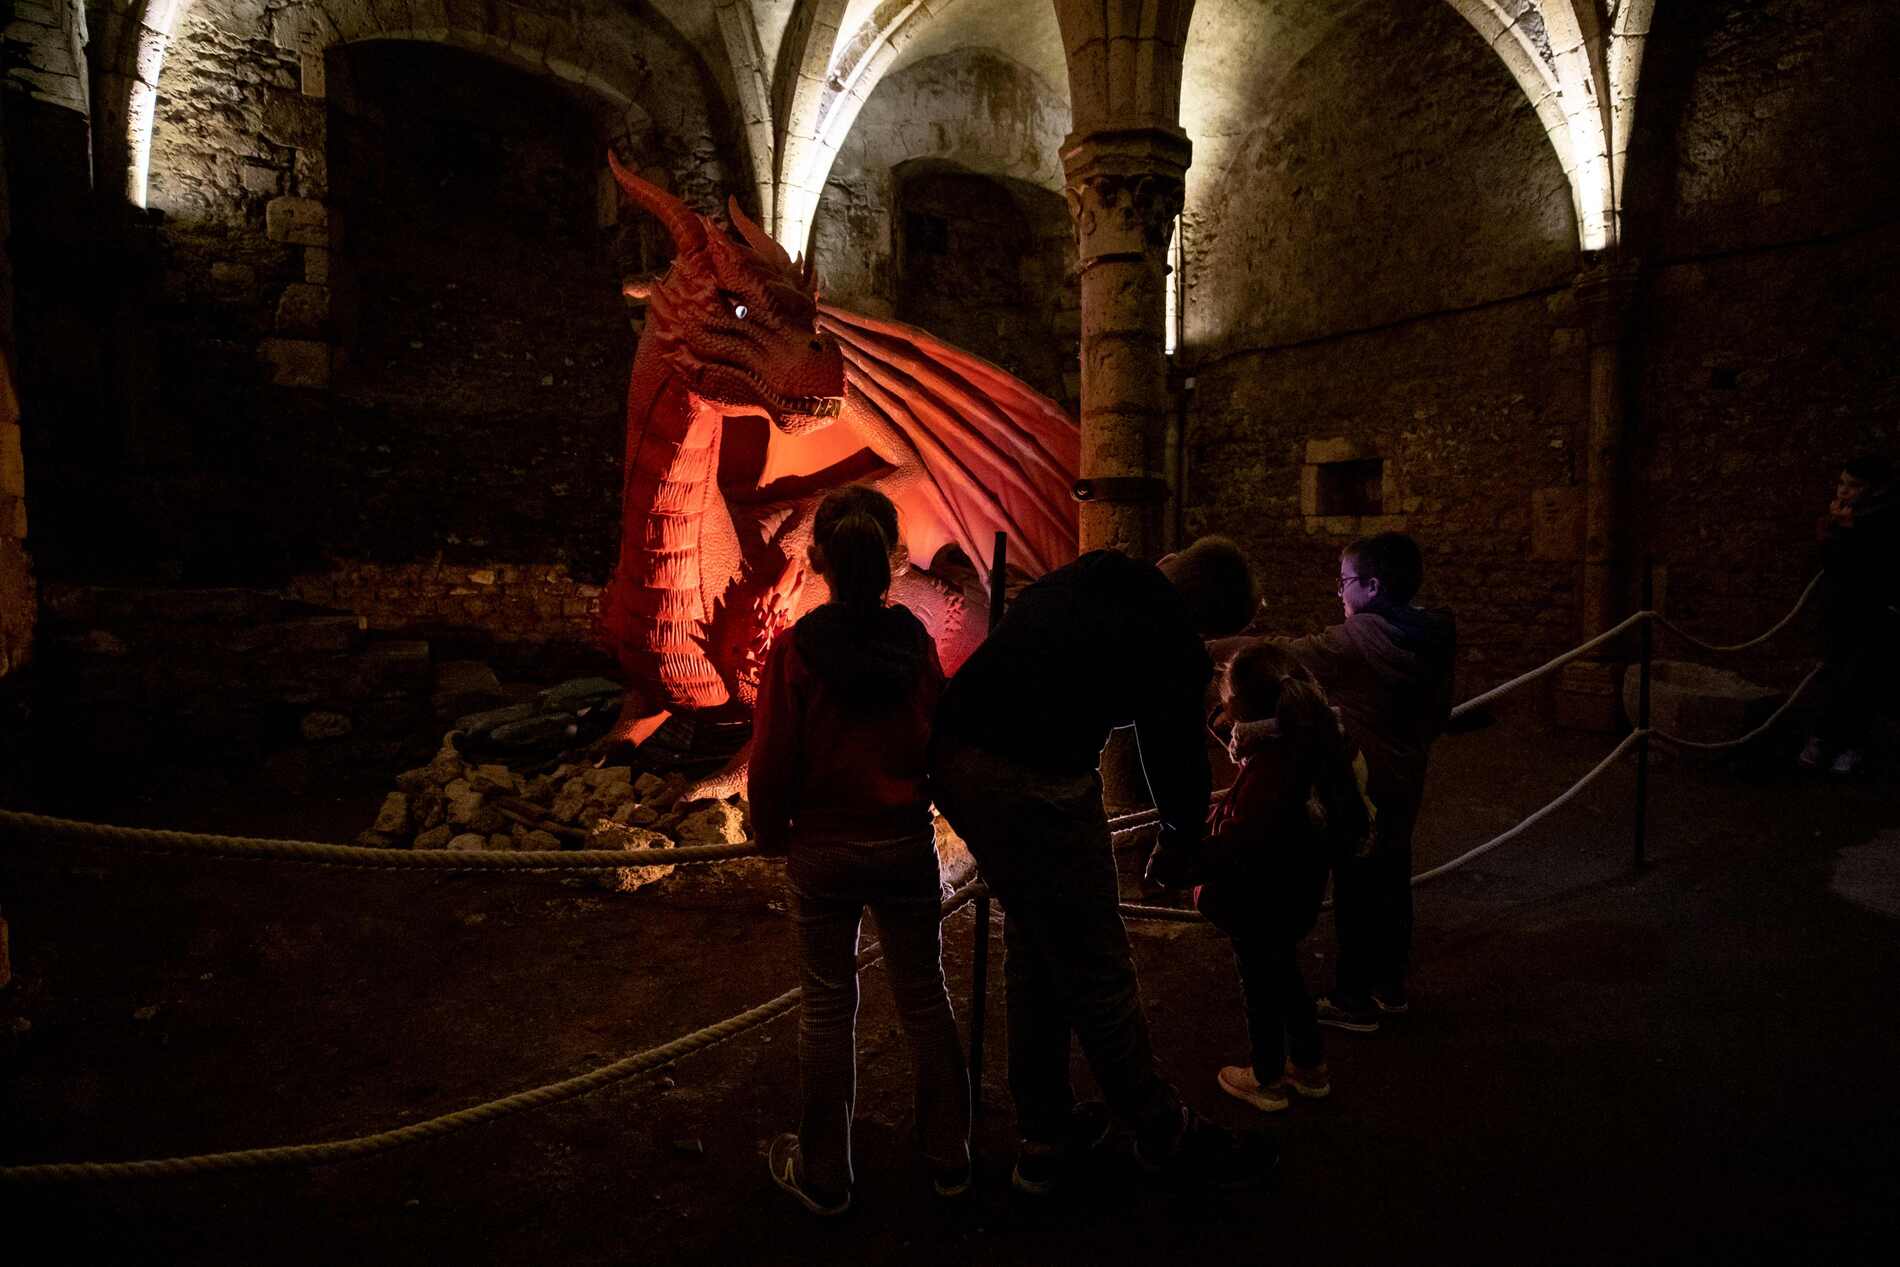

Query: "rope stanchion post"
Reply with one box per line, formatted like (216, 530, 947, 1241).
(1634, 556, 1653, 870)
(967, 529, 1007, 1119)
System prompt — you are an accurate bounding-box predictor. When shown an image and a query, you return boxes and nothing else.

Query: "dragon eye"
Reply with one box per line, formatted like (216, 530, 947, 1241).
(732, 303, 748, 320)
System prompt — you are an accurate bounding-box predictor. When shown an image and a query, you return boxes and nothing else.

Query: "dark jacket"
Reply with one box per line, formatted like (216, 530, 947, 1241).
(935, 550, 1214, 844)
(1274, 599, 1456, 854)
(1189, 719, 1339, 943)
(1819, 484, 1899, 654)
(748, 602, 943, 855)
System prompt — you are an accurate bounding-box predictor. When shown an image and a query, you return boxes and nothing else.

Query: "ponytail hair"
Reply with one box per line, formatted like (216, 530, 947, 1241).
(1224, 641, 1370, 852)
(812, 484, 900, 609)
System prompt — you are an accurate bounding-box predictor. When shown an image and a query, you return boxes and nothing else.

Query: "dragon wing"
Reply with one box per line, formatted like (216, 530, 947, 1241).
(816, 304, 1080, 578)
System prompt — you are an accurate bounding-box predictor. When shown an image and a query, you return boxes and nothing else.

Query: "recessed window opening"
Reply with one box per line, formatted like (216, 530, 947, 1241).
(1317, 458, 1384, 517)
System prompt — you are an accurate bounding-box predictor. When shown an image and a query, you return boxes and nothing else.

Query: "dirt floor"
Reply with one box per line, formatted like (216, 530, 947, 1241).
(3, 714, 1899, 1265)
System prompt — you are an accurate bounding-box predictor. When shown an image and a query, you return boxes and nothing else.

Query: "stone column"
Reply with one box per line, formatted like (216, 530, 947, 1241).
(1061, 128, 1191, 559)
(1554, 257, 1642, 731)
(1576, 258, 1642, 637)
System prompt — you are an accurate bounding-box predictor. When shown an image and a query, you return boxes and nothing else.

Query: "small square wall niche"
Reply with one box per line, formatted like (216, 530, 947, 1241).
(1317, 458, 1384, 517)
(1299, 438, 1403, 537)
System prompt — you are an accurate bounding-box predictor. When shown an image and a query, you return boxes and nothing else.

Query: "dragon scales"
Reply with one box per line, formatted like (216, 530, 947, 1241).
(600, 154, 1080, 793)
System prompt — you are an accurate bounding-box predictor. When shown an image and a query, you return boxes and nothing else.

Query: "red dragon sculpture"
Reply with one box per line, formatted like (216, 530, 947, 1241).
(600, 153, 1079, 791)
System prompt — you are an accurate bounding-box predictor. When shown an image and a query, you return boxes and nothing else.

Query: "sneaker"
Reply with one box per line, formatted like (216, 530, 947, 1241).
(767, 1133, 850, 1216)
(1371, 986, 1409, 1015)
(1830, 748, 1864, 777)
(1217, 1065, 1289, 1113)
(931, 1160, 974, 1199)
(1011, 1100, 1113, 1195)
(1138, 1108, 1279, 1190)
(1315, 995, 1380, 1033)
(1797, 736, 1826, 770)
(1275, 1059, 1332, 1100)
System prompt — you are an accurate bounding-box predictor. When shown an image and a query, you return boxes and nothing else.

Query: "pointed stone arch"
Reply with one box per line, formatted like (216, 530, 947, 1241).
(1441, 0, 1654, 252)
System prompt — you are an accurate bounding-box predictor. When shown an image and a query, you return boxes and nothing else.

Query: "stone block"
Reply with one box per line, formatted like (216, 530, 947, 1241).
(295, 146, 330, 199)
(3, 493, 24, 540)
(262, 88, 325, 150)
(372, 793, 411, 835)
(304, 247, 331, 285)
(587, 824, 678, 892)
(259, 338, 332, 388)
(276, 282, 332, 336)
(240, 163, 283, 196)
(1621, 660, 1780, 747)
(301, 49, 328, 98)
(1305, 436, 1378, 465)
(1530, 487, 1584, 562)
(265, 197, 328, 246)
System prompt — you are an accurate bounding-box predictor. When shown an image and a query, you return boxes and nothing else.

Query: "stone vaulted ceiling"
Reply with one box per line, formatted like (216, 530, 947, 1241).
(7, 1, 1648, 253)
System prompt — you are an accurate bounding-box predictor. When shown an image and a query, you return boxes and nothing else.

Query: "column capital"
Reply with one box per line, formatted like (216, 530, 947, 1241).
(1060, 127, 1192, 262)
(1572, 256, 1644, 345)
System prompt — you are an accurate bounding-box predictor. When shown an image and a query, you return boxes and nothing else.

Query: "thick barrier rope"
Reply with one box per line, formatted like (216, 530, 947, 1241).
(0, 876, 986, 1184)
(1648, 663, 1823, 752)
(1407, 730, 1644, 886)
(1118, 729, 1648, 925)
(0, 809, 759, 871)
(1450, 611, 1649, 721)
(1651, 571, 1822, 655)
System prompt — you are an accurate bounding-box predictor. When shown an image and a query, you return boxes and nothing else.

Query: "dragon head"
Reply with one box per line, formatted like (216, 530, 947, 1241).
(610, 152, 845, 433)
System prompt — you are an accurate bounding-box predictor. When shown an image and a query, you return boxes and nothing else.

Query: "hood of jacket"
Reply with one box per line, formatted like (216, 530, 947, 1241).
(1338, 599, 1457, 689)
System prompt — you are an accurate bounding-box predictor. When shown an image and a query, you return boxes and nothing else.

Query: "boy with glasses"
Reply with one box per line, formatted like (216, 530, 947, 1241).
(1275, 532, 1456, 1033)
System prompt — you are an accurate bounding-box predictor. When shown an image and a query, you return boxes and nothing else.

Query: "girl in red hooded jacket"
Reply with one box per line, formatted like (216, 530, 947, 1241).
(749, 485, 970, 1214)
(1189, 641, 1370, 1112)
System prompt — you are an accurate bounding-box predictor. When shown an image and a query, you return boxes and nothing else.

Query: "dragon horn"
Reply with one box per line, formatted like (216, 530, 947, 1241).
(607, 150, 705, 253)
(727, 195, 792, 272)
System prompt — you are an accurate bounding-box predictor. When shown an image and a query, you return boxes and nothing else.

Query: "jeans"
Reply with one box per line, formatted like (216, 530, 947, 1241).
(1333, 846, 1413, 1001)
(788, 834, 970, 1195)
(931, 741, 1184, 1157)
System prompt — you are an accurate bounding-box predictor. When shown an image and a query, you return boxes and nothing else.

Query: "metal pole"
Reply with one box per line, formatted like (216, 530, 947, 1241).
(968, 531, 1007, 1117)
(1634, 555, 1653, 870)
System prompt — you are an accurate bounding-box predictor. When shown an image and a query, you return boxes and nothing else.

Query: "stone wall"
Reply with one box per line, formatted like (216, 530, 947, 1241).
(1628, 0, 1900, 685)
(813, 48, 1079, 410)
(289, 560, 601, 644)
(1179, 0, 1584, 697)
(16, 0, 740, 620)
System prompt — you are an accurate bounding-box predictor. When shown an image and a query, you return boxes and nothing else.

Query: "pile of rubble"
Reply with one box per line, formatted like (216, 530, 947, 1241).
(358, 734, 757, 892)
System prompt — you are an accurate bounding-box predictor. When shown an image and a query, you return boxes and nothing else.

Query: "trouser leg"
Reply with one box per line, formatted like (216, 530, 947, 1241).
(1331, 853, 1374, 1001)
(790, 874, 862, 1195)
(1230, 934, 1288, 1079)
(868, 855, 971, 1171)
(933, 743, 1182, 1154)
(1279, 943, 1322, 1068)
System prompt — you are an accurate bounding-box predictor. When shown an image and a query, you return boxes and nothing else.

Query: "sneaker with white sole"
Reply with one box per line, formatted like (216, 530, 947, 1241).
(1371, 987, 1409, 1015)
(767, 1133, 850, 1216)
(1010, 1100, 1114, 1195)
(1217, 1065, 1289, 1113)
(1315, 994, 1380, 1033)
(1274, 1059, 1332, 1099)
